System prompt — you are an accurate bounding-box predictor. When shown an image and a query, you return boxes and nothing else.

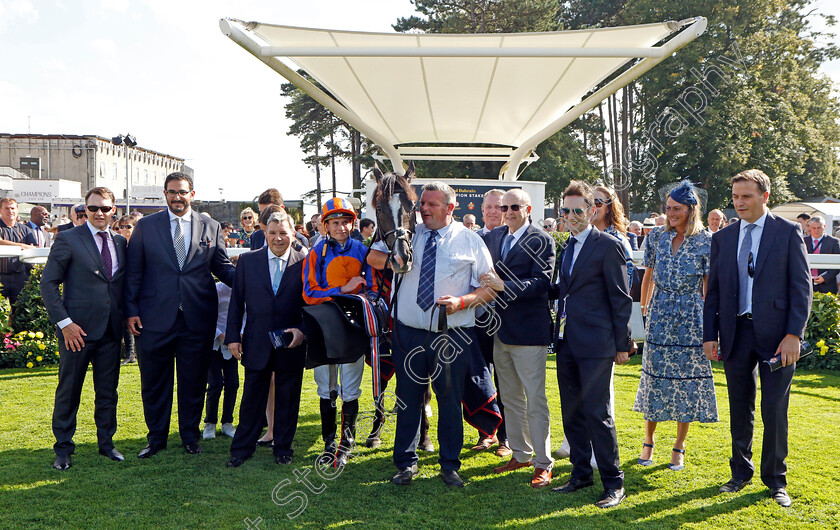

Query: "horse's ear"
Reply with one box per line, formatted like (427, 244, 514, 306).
(404, 161, 415, 182)
(373, 162, 384, 183)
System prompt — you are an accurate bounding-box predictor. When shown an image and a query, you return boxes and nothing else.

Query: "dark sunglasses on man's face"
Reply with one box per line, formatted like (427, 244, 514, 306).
(76, 212, 87, 218)
(87, 206, 113, 213)
(165, 189, 190, 197)
(560, 207, 586, 216)
(500, 204, 524, 212)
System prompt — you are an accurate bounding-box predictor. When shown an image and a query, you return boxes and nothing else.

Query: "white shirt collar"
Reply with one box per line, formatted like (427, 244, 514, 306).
(572, 224, 593, 244)
(506, 220, 530, 239)
(168, 208, 192, 223)
(267, 244, 291, 261)
(741, 211, 768, 231)
(418, 221, 454, 238)
(86, 220, 110, 237)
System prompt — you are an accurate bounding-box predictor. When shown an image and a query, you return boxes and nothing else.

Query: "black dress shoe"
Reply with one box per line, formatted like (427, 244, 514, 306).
(440, 469, 465, 487)
(183, 442, 202, 455)
(391, 464, 419, 485)
(719, 478, 752, 493)
(226, 456, 249, 468)
(53, 454, 72, 471)
(595, 487, 626, 508)
(99, 448, 125, 461)
(275, 455, 293, 465)
(552, 477, 595, 493)
(137, 445, 162, 459)
(770, 488, 792, 507)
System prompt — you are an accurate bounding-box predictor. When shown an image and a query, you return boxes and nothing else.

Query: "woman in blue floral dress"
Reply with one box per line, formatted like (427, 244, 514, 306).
(633, 181, 718, 471)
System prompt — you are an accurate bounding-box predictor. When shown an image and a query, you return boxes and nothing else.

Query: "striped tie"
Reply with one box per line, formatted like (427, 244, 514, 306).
(416, 230, 438, 311)
(173, 218, 186, 270)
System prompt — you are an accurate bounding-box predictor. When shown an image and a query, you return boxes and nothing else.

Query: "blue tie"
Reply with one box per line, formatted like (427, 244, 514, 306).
(738, 224, 755, 315)
(501, 234, 515, 260)
(416, 230, 438, 311)
(271, 256, 282, 294)
(562, 237, 577, 280)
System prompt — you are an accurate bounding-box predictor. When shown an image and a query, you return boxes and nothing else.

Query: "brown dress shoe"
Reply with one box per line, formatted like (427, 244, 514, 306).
(495, 441, 512, 457)
(493, 457, 532, 474)
(531, 468, 552, 488)
(470, 434, 498, 451)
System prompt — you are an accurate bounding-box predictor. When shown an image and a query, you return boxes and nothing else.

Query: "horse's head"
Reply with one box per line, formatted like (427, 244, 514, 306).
(373, 162, 417, 275)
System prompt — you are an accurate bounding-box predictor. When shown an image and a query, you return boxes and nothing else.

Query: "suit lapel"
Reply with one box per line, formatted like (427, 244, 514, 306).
(274, 248, 305, 298)
(111, 229, 126, 278)
(185, 210, 202, 266)
(78, 225, 107, 279)
(156, 212, 180, 270)
(568, 227, 599, 286)
(754, 214, 779, 278)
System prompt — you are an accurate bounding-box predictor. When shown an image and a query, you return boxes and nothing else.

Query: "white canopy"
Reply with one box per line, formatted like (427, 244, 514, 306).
(221, 17, 707, 179)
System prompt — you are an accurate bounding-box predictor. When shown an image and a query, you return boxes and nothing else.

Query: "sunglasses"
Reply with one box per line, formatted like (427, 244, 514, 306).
(86, 206, 113, 213)
(119, 225, 134, 230)
(76, 212, 87, 218)
(594, 198, 607, 206)
(500, 204, 525, 212)
(165, 189, 191, 197)
(560, 207, 586, 216)
(242, 216, 253, 220)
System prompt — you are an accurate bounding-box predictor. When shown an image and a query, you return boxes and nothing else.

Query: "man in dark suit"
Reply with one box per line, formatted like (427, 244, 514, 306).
(480, 189, 555, 488)
(41, 187, 127, 470)
(125, 172, 235, 458)
(704, 169, 811, 508)
(249, 188, 308, 250)
(804, 215, 839, 294)
(28, 205, 52, 248)
(549, 181, 632, 508)
(225, 211, 307, 467)
(57, 204, 86, 232)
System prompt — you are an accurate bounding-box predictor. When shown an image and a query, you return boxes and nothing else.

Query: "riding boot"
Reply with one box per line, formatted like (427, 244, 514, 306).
(365, 391, 386, 448)
(335, 399, 359, 467)
(319, 398, 337, 464)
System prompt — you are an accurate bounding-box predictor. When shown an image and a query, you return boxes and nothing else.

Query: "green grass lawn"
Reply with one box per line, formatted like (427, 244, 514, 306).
(0, 355, 838, 529)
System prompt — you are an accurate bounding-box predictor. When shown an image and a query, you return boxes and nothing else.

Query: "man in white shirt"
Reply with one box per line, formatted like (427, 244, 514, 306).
(371, 181, 495, 488)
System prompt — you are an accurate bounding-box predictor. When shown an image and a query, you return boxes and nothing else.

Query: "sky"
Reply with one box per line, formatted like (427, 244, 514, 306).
(1, 0, 838, 217)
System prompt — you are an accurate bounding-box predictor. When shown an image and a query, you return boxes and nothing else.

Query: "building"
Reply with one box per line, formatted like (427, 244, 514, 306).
(0, 134, 186, 212)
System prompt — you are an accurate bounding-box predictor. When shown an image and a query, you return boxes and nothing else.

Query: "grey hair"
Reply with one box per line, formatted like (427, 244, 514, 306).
(483, 188, 505, 200)
(266, 211, 293, 229)
(810, 215, 826, 225)
(628, 220, 643, 230)
(422, 181, 457, 206)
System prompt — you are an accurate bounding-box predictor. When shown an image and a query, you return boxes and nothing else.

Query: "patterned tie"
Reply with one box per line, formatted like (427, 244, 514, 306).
(97, 232, 112, 280)
(501, 234, 515, 260)
(738, 224, 755, 315)
(562, 237, 577, 280)
(272, 256, 282, 294)
(811, 237, 821, 277)
(416, 230, 439, 311)
(173, 218, 186, 270)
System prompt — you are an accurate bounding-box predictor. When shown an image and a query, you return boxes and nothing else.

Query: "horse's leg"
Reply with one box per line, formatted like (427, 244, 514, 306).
(419, 384, 434, 452)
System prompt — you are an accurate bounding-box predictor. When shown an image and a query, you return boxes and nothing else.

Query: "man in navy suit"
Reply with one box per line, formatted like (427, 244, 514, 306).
(549, 181, 632, 509)
(803, 215, 839, 294)
(704, 169, 811, 507)
(125, 172, 235, 458)
(480, 189, 556, 488)
(225, 211, 307, 467)
(41, 187, 127, 470)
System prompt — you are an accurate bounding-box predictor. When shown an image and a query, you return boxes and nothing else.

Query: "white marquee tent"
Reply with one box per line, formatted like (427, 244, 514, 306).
(220, 17, 707, 180)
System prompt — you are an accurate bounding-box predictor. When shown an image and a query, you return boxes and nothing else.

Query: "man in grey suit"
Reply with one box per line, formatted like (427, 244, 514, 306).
(125, 172, 235, 458)
(549, 181, 632, 508)
(41, 187, 127, 470)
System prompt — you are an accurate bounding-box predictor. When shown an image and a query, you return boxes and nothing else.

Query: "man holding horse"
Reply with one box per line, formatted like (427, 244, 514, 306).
(371, 180, 495, 488)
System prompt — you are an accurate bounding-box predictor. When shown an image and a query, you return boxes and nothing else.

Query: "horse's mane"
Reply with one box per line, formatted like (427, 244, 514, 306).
(373, 172, 417, 204)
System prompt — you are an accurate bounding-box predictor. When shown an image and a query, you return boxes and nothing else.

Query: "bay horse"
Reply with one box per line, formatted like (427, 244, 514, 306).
(371, 162, 417, 274)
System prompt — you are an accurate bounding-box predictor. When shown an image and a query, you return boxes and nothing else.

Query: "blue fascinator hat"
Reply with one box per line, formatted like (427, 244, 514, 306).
(659, 179, 708, 212)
